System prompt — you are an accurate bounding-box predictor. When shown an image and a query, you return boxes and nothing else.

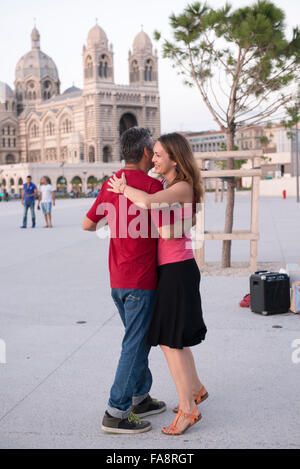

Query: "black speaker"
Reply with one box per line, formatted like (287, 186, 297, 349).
(250, 271, 291, 316)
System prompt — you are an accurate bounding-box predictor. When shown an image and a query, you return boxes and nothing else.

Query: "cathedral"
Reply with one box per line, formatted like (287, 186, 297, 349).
(0, 23, 161, 194)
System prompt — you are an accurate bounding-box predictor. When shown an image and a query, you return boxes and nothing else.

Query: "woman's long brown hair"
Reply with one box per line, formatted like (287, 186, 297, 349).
(158, 133, 204, 209)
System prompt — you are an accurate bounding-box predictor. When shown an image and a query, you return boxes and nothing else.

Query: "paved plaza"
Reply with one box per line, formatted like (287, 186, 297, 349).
(0, 194, 299, 449)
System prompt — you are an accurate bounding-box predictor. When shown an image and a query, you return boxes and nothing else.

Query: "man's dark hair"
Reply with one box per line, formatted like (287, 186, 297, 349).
(27, 176, 32, 180)
(120, 127, 153, 164)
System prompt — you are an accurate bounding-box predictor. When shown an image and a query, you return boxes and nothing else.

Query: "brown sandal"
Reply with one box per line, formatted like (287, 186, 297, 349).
(173, 385, 208, 413)
(162, 406, 202, 436)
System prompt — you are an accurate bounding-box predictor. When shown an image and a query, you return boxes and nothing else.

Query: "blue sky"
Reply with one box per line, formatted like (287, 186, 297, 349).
(0, 0, 299, 132)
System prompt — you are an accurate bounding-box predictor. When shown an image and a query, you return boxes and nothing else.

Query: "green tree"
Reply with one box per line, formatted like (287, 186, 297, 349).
(155, 0, 300, 267)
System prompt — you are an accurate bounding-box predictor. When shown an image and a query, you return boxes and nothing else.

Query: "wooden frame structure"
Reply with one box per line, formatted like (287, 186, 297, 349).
(194, 150, 262, 272)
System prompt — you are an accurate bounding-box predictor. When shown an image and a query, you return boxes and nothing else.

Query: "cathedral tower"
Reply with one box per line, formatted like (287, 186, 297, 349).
(129, 30, 158, 88)
(14, 27, 60, 114)
(82, 23, 114, 91)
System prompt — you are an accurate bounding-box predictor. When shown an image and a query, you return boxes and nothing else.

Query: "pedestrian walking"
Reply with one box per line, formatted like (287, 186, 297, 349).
(38, 177, 55, 228)
(20, 176, 37, 229)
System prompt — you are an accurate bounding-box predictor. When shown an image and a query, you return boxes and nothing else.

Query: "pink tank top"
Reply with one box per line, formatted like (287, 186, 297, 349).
(157, 178, 195, 266)
(158, 234, 194, 267)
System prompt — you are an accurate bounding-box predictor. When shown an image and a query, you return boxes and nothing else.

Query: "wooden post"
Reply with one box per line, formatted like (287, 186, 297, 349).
(221, 179, 225, 202)
(215, 178, 219, 203)
(250, 156, 261, 272)
(195, 159, 205, 268)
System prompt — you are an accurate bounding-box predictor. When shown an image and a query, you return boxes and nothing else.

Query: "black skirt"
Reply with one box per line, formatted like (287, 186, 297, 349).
(147, 258, 207, 349)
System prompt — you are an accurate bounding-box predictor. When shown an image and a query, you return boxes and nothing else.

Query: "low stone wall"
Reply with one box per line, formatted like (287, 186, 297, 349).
(259, 177, 299, 197)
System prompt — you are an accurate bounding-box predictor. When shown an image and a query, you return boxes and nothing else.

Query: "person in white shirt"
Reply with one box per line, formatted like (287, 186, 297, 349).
(38, 177, 55, 228)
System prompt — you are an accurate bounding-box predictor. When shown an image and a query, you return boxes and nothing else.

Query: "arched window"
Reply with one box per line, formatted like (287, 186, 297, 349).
(88, 146, 95, 163)
(71, 176, 82, 193)
(87, 176, 97, 191)
(30, 123, 39, 138)
(99, 55, 109, 78)
(5, 154, 15, 164)
(45, 121, 55, 137)
(85, 56, 93, 79)
(57, 176, 67, 193)
(62, 119, 72, 134)
(131, 60, 139, 82)
(43, 80, 51, 99)
(144, 59, 154, 81)
(26, 80, 36, 100)
(103, 146, 112, 163)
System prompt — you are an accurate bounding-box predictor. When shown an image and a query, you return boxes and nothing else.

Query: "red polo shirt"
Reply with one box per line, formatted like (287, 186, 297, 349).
(86, 169, 163, 290)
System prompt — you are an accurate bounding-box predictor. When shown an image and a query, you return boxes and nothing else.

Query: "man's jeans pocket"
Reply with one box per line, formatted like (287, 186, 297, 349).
(125, 294, 141, 312)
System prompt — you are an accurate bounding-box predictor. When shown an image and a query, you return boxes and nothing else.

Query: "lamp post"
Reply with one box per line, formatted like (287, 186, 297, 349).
(83, 170, 87, 195)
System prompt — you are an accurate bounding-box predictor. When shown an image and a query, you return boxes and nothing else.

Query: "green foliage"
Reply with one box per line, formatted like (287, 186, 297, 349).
(156, 0, 300, 137)
(87, 176, 98, 185)
(260, 135, 270, 149)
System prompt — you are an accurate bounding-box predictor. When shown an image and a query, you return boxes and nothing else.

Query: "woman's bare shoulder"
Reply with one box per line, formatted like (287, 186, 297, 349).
(173, 180, 193, 193)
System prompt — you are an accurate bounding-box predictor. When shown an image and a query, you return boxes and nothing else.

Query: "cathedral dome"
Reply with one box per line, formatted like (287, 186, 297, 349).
(63, 85, 81, 95)
(0, 82, 14, 103)
(87, 24, 108, 49)
(15, 28, 59, 82)
(133, 31, 153, 54)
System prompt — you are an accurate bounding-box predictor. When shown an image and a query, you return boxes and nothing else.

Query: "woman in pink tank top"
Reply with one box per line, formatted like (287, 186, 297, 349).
(108, 133, 207, 436)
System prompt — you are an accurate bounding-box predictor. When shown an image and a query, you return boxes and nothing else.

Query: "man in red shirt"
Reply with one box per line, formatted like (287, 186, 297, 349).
(82, 127, 166, 434)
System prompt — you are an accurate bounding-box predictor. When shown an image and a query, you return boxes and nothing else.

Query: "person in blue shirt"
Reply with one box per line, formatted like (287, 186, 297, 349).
(21, 176, 38, 229)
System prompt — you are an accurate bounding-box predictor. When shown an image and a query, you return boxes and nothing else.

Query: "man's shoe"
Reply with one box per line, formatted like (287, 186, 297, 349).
(102, 411, 152, 435)
(32, 225, 36, 228)
(20, 226, 26, 229)
(131, 395, 167, 418)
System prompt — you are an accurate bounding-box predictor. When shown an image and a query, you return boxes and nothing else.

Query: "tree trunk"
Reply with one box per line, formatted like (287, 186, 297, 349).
(221, 130, 235, 268)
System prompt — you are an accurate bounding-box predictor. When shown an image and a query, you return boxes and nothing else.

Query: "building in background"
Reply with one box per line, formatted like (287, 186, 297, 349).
(236, 126, 264, 151)
(184, 130, 226, 153)
(0, 24, 160, 194)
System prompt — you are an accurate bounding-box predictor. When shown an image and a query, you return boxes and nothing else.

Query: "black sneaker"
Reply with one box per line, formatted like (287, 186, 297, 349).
(101, 411, 152, 435)
(131, 395, 167, 418)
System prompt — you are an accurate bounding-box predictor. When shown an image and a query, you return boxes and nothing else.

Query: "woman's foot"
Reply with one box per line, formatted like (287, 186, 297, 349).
(173, 385, 208, 413)
(162, 407, 201, 435)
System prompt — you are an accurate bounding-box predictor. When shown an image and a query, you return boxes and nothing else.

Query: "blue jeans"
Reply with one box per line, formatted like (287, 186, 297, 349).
(22, 200, 36, 227)
(108, 289, 156, 419)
